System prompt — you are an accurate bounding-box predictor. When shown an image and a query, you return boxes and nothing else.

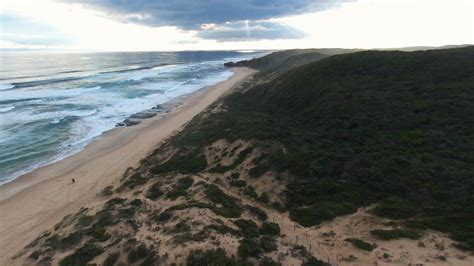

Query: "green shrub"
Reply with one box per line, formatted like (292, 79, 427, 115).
(271, 202, 286, 213)
(248, 165, 269, 177)
(151, 150, 207, 174)
(238, 238, 261, 258)
(260, 222, 280, 236)
(234, 219, 259, 238)
(103, 252, 119, 266)
(373, 197, 418, 219)
(122, 173, 148, 189)
(231, 173, 240, 179)
(59, 243, 103, 266)
(204, 224, 240, 236)
(130, 199, 143, 207)
(93, 210, 117, 227)
(345, 238, 376, 251)
(289, 202, 356, 227)
(76, 215, 94, 227)
(257, 193, 270, 204)
(205, 184, 242, 218)
(243, 186, 257, 198)
(104, 198, 127, 209)
(146, 182, 164, 200)
(259, 236, 277, 252)
(118, 208, 136, 219)
(370, 229, 421, 240)
(128, 244, 150, 263)
(101, 186, 114, 196)
(245, 205, 268, 221)
(173, 221, 191, 233)
(260, 256, 281, 266)
(187, 248, 251, 266)
(59, 231, 83, 250)
(85, 226, 110, 242)
(302, 257, 331, 266)
(230, 179, 247, 188)
(166, 177, 194, 200)
(28, 250, 42, 261)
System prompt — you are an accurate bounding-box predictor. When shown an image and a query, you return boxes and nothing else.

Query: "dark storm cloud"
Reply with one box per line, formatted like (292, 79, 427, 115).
(65, 0, 345, 40)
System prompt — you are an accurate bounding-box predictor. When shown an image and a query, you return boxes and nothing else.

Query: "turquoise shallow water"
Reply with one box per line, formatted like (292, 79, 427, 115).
(0, 51, 261, 184)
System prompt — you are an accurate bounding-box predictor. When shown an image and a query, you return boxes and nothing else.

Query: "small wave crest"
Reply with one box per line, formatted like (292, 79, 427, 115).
(0, 106, 15, 113)
(0, 83, 15, 91)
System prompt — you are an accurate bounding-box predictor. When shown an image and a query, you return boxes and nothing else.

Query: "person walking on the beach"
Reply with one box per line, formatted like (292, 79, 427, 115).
(72, 178, 75, 184)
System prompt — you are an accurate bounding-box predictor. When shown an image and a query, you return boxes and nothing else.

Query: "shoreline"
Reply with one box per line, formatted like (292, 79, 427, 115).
(0, 70, 233, 189)
(0, 67, 256, 263)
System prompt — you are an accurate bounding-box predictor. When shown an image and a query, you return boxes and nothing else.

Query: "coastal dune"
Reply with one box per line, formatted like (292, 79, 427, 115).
(0, 67, 255, 264)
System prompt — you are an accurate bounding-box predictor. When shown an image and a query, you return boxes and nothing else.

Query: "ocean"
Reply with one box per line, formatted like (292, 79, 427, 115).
(0, 50, 261, 185)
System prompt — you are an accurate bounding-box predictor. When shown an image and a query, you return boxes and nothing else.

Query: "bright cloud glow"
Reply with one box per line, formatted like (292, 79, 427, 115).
(278, 0, 474, 49)
(0, 0, 472, 51)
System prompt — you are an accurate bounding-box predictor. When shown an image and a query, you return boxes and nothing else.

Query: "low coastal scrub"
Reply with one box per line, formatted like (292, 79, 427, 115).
(260, 222, 280, 236)
(238, 238, 261, 258)
(166, 176, 194, 200)
(59, 243, 103, 266)
(150, 47, 474, 250)
(127, 244, 151, 263)
(234, 219, 259, 238)
(370, 229, 421, 240)
(204, 184, 242, 218)
(229, 179, 247, 187)
(245, 205, 268, 221)
(150, 149, 207, 174)
(146, 182, 164, 200)
(345, 238, 376, 251)
(187, 248, 251, 265)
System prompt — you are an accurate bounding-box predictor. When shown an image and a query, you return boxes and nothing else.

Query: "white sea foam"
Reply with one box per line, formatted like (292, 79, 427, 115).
(0, 106, 15, 113)
(0, 51, 255, 185)
(0, 83, 15, 90)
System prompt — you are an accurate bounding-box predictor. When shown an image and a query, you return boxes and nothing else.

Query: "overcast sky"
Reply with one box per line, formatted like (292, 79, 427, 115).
(1, 0, 473, 51)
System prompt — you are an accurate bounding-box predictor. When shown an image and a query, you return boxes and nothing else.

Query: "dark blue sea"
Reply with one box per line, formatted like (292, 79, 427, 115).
(0, 50, 262, 184)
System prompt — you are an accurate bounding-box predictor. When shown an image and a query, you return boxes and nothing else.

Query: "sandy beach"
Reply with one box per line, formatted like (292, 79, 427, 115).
(0, 67, 255, 264)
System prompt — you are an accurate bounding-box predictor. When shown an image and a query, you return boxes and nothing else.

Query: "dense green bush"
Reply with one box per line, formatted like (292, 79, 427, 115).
(234, 219, 259, 238)
(59, 243, 103, 266)
(345, 238, 376, 251)
(205, 184, 242, 218)
(238, 238, 261, 258)
(243, 186, 258, 199)
(187, 248, 251, 266)
(260, 256, 281, 266)
(151, 150, 207, 174)
(229, 179, 247, 188)
(121, 173, 148, 189)
(289, 201, 356, 227)
(103, 252, 119, 266)
(146, 182, 164, 200)
(166, 177, 194, 200)
(128, 244, 150, 263)
(245, 205, 268, 221)
(259, 236, 278, 252)
(257, 193, 270, 204)
(373, 197, 418, 219)
(260, 222, 280, 236)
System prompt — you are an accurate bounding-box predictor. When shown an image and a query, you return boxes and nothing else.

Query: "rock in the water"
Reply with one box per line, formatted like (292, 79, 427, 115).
(124, 119, 141, 126)
(131, 111, 157, 119)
